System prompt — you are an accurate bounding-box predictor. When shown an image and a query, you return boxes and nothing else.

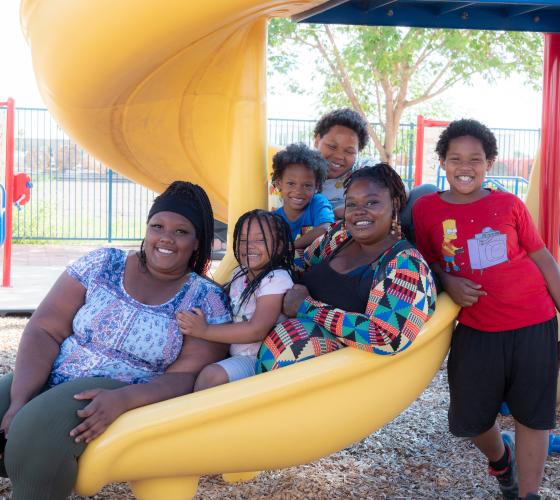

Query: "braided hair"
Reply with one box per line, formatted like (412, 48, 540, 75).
(140, 180, 214, 275)
(344, 163, 407, 214)
(228, 209, 294, 311)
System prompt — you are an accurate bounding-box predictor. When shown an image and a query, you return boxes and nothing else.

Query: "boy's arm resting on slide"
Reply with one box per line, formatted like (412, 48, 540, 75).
(430, 262, 486, 307)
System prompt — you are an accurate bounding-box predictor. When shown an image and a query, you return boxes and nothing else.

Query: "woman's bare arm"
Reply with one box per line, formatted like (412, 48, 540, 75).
(2, 272, 86, 433)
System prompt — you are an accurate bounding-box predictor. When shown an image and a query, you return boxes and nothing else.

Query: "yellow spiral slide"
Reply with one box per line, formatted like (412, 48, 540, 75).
(20, 1, 461, 498)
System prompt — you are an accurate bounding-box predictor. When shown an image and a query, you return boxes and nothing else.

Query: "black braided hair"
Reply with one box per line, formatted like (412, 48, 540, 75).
(343, 163, 407, 214)
(228, 209, 294, 311)
(139, 180, 214, 275)
(313, 108, 370, 151)
(271, 143, 328, 192)
(435, 119, 498, 161)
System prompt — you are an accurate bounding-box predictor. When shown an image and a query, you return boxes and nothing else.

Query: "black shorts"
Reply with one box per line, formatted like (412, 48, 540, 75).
(448, 317, 558, 437)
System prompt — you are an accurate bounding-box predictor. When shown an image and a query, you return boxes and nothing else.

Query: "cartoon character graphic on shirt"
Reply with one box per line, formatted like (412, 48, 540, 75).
(441, 219, 464, 272)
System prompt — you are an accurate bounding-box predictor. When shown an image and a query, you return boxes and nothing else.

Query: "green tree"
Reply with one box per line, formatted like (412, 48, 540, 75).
(268, 20, 543, 163)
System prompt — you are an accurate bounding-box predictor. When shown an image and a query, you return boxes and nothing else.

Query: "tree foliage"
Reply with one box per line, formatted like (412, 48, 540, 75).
(268, 19, 543, 163)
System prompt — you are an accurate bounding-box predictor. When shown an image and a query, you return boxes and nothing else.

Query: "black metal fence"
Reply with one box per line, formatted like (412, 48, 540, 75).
(8, 108, 540, 242)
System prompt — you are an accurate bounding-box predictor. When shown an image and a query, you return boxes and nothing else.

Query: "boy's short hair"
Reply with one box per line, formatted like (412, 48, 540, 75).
(436, 119, 498, 161)
(313, 108, 370, 151)
(271, 143, 328, 192)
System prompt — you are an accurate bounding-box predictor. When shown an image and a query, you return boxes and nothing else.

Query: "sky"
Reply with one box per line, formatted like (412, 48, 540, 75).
(0, 0, 544, 129)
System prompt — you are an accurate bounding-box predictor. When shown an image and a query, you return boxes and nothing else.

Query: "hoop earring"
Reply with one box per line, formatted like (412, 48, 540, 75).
(390, 213, 402, 238)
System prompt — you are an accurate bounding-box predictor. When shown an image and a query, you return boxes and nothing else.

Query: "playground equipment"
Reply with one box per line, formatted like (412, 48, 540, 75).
(0, 98, 32, 287)
(19, 0, 560, 498)
(0, 98, 16, 287)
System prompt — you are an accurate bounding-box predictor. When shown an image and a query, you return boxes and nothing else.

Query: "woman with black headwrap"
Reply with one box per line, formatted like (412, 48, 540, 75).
(0, 181, 232, 500)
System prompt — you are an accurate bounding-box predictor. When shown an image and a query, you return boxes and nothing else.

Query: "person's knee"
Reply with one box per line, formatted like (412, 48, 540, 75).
(0, 373, 14, 421)
(194, 364, 228, 391)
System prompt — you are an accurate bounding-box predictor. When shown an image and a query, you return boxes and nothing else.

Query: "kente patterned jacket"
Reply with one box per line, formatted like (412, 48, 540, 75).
(298, 222, 437, 355)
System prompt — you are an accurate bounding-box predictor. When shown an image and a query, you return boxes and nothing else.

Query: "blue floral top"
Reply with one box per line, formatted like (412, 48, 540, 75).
(48, 248, 232, 386)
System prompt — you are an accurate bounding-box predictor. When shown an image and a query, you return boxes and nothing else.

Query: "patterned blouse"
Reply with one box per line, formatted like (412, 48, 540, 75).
(298, 222, 437, 355)
(48, 248, 232, 386)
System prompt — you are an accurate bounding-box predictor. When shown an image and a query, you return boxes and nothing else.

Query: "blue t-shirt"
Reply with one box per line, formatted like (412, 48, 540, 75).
(276, 193, 335, 242)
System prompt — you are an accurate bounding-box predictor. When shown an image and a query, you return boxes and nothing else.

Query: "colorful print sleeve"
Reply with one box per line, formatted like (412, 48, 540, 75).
(296, 249, 437, 355)
(302, 221, 348, 268)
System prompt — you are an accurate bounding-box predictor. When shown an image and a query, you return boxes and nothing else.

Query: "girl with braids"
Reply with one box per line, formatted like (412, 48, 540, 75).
(257, 164, 437, 372)
(177, 209, 294, 389)
(0, 180, 232, 500)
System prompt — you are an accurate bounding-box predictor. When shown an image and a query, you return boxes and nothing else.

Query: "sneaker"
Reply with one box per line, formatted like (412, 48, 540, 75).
(488, 431, 518, 499)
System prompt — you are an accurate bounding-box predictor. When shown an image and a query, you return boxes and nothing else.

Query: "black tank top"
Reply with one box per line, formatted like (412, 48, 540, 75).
(299, 238, 414, 314)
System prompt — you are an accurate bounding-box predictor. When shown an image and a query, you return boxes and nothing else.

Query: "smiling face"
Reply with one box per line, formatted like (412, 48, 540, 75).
(441, 135, 493, 203)
(144, 211, 199, 277)
(314, 125, 359, 179)
(237, 218, 275, 276)
(275, 163, 317, 220)
(344, 178, 394, 245)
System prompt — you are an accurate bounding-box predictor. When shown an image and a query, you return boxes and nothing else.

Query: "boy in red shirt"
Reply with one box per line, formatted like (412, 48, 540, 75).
(413, 119, 560, 500)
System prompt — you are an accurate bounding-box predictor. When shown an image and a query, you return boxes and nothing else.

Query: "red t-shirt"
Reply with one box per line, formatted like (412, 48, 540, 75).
(413, 190, 556, 331)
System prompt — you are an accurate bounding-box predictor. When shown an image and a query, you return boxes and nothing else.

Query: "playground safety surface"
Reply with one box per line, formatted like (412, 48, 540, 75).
(0, 244, 102, 315)
(0, 318, 559, 499)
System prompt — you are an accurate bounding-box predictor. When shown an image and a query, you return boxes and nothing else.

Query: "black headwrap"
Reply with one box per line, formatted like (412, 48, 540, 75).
(147, 194, 204, 236)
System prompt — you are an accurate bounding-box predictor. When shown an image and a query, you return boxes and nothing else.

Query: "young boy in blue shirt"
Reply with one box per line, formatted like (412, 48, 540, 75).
(272, 143, 335, 251)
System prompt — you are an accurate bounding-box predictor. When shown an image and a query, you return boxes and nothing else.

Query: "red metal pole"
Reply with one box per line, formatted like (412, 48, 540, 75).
(414, 114, 425, 186)
(540, 35, 560, 261)
(2, 98, 14, 287)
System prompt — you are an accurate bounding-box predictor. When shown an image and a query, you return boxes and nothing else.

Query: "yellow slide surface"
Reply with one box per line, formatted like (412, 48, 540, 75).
(20, 1, 462, 498)
(76, 294, 459, 499)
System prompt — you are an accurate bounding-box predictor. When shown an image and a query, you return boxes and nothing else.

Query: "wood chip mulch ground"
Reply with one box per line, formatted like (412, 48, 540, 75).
(0, 316, 558, 499)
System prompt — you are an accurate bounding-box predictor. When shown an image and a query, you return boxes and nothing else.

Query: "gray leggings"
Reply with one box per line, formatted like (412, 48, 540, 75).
(0, 373, 127, 500)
